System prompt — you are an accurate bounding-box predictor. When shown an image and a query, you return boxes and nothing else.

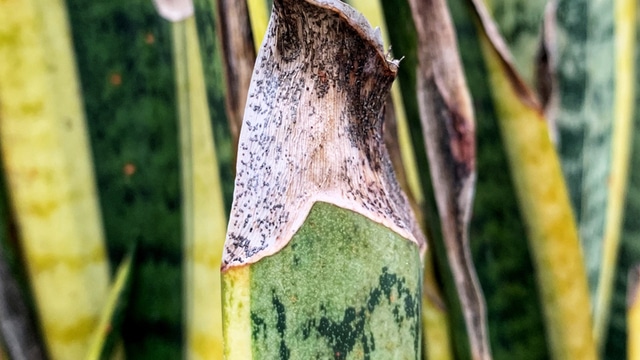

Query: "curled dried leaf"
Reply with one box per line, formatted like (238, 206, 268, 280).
(408, 0, 490, 358)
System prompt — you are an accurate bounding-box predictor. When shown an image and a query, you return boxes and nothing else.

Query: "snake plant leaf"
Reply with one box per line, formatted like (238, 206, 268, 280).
(446, 0, 551, 358)
(167, 7, 228, 359)
(344, 4, 453, 359)
(86, 250, 134, 360)
(408, 0, 490, 359)
(420, 254, 454, 360)
(484, 0, 547, 87)
(591, 0, 637, 345)
(378, 0, 439, 239)
(215, 0, 257, 154)
(604, 11, 640, 354)
(485, 0, 555, 140)
(222, 0, 425, 270)
(224, 202, 424, 359)
(629, 265, 640, 360)
(222, 0, 427, 357)
(191, 0, 235, 210)
(66, 1, 184, 357)
(247, 0, 270, 51)
(372, 1, 459, 359)
(345, 3, 453, 359)
(552, 0, 637, 345)
(533, 1, 560, 142)
(0, 0, 112, 358)
(467, 1, 597, 359)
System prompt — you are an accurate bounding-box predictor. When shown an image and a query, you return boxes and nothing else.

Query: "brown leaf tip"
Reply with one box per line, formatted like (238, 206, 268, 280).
(222, 0, 425, 270)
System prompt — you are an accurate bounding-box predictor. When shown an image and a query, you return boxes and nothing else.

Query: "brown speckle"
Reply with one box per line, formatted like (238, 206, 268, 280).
(109, 73, 122, 86)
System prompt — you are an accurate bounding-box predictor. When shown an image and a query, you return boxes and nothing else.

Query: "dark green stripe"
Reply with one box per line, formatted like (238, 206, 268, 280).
(66, 1, 183, 357)
(604, 19, 640, 356)
(192, 0, 236, 214)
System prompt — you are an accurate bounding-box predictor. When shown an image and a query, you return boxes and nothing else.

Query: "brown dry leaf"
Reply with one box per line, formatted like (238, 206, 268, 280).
(217, 0, 257, 154)
(222, 0, 427, 270)
(408, 0, 490, 358)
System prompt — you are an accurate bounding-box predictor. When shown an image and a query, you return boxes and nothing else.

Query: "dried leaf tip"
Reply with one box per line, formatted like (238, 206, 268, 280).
(222, 0, 426, 270)
(469, 0, 542, 111)
(303, 0, 399, 71)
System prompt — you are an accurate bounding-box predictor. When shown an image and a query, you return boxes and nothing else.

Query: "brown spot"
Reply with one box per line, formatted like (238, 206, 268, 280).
(145, 32, 155, 44)
(448, 108, 475, 174)
(318, 70, 327, 83)
(123, 163, 136, 176)
(110, 73, 122, 86)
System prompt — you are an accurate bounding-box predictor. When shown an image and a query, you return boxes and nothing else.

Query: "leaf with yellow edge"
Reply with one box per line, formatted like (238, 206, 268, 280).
(593, 0, 637, 345)
(168, 9, 228, 360)
(246, 0, 270, 51)
(550, 1, 637, 347)
(86, 250, 134, 360)
(0, 0, 111, 358)
(421, 255, 454, 360)
(604, 9, 640, 355)
(467, 0, 597, 359)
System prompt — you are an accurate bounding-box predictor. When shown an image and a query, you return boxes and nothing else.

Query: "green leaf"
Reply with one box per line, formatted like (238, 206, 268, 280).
(66, 1, 184, 357)
(171, 13, 227, 359)
(224, 202, 423, 359)
(467, 0, 597, 358)
(86, 249, 135, 360)
(0, 1, 111, 358)
(552, 2, 637, 346)
(604, 8, 640, 355)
